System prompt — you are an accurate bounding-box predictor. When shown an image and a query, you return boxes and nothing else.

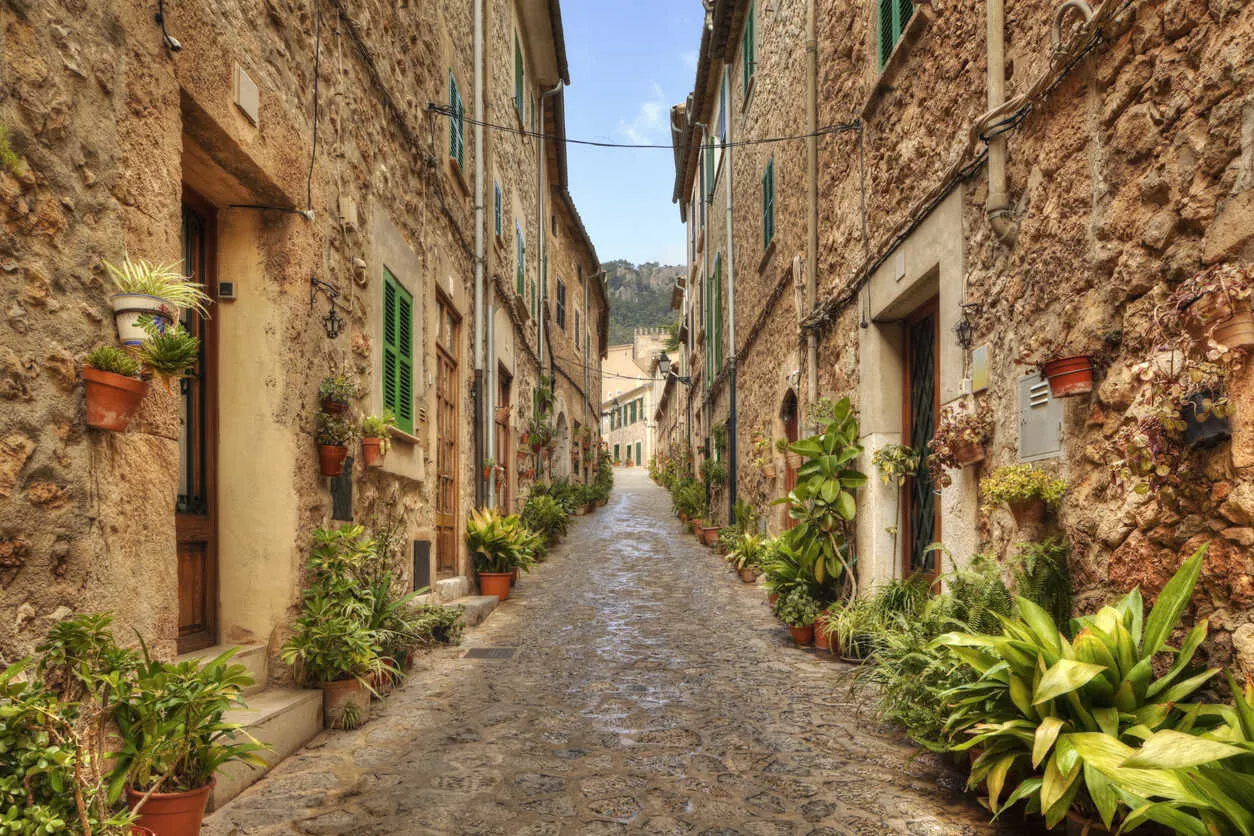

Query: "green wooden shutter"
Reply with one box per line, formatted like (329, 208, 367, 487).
(382, 270, 414, 435)
(494, 182, 502, 237)
(448, 74, 464, 169)
(516, 224, 524, 294)
(714, 255, 724, 373)
(514, 36, 524, 117)
(742, 2, 756, 94)
(762, 158, 775, 247)
(879, 0, 913, 68)
(383, 274, 398, 419)
(705, 139, 715, 201)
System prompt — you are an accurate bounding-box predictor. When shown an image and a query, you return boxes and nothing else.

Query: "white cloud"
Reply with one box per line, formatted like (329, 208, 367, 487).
(617, 82, 667, 145)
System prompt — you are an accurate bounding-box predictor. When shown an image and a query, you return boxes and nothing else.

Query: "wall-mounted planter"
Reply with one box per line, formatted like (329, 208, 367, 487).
(495, 405, 512, 423)
(760, 462, 778, 479)
(784, 452, 803, 470)
(1212, 310, 1254, 350)
(320, 396, 349, 414)
(318, 444, 348, 476)
(953, 441, 985, 467)
(1008, 498, 1048, 527)
(111, 293, 174, 346)
(361, 437, 383, 468)
(83, 368, 149, 432)
(1042, 355, 1094, 398)
(1182, 392, 1232, 450)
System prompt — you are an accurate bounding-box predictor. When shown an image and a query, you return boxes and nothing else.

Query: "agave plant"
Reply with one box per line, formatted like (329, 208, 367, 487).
(935, 545, 1254, 832)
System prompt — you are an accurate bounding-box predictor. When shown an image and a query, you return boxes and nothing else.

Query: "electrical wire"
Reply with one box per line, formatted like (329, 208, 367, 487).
(426, 103, 858, 150)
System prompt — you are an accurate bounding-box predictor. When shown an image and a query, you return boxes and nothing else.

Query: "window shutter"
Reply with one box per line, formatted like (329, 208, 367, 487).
(494, 182, 502, 236)
(878, 0, 894, 67)
(514, 36, 523, 117)
(383, 275, 398, 419)
(516, 225, 524, 294)
(448, 74, 464, 169)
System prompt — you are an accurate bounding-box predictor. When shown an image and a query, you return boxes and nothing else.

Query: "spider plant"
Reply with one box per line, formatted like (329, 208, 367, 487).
(105, 256, 211, 316)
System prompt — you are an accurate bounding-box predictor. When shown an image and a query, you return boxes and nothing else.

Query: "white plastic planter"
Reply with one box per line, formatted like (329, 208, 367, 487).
(110, 293, 175, 345)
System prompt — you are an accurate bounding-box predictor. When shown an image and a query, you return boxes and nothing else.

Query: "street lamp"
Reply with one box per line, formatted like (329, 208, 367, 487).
(656, 352, 692, 386)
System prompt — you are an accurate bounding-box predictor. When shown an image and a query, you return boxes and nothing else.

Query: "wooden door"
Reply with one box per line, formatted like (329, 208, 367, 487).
(495, 368, 511, 511)
(782, 391, 799, 529)
(902, 299, 941, 582)
(177, 190, 219, 653)
(435, 296, 460, 576)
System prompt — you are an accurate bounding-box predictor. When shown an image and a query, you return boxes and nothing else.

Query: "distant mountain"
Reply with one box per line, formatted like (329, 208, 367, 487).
(604, 260, 684, 346)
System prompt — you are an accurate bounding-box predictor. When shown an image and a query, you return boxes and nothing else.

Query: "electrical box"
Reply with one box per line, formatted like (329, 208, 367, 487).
(1018, 375, 1062, 462)
(218, 281, 237, 301)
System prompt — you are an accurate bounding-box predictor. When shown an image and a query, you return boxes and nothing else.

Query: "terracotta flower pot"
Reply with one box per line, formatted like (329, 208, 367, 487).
(361, 436, 384, 467)
(1042, 355, 1094, 398)
(321, 677, 370, 729)
(495, 406, 512, 423)
(789, 624, 815, 646)
(739, 566, 758, 584)
(318, 444, 348, 477)
(768, 592, 778, 608)
(1008, 498, 1048, 526)
(785, 452, 803, 469)
(760, 463, 777, 479)
(1212, 309, 1254, 350)
(701, 525, 720, 547)
(479, 571, 511, 601)
(953, 439, 985, 467)
(126, 779, 214, 836)
(83, 368, 149, 432)
(320, 396, 349, 414)
(585, 502, 596, 514)
(814, 615, 832, 651)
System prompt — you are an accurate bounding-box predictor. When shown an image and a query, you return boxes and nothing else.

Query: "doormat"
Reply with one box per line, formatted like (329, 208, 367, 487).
(463, 647, 517, 660)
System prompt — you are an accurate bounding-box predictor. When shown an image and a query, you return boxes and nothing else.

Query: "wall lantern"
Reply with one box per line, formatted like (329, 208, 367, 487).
(657, 352, 693, 386)
(953, 303, 980, 350)
(309, 276, 346, 339)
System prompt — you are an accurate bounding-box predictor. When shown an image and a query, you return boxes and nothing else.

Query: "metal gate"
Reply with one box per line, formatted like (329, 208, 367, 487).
(903, 302, 939, 580)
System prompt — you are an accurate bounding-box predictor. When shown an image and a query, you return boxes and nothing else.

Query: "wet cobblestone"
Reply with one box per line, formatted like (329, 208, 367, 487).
(205, 469, 1019, 835)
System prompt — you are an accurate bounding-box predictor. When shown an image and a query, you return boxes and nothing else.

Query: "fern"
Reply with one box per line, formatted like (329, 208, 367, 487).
(1010, 536, 1071, 627)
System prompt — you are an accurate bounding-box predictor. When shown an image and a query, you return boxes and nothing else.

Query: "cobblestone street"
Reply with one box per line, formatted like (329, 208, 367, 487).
(206, 469, 1016, 835)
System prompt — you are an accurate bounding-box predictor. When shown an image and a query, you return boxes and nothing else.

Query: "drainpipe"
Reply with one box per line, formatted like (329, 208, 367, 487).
(472, 0, 485, 507)
(805, 0, 819, 420)
(722, 65, 738, 524)
(486, 301, 496, 508)
(538, 81, 564, 379)
(986, 0, 1018, 243)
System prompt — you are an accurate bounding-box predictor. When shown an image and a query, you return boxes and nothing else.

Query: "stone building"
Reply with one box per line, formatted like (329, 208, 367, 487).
(601, 328, 668, 467)
(667, 0, 1254, 675)
(0, 0, 604, 801)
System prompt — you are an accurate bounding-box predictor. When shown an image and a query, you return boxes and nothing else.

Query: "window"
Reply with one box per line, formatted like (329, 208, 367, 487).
(878, 0, 914, 68)
(762, 156, 775, 248)
(574, 309, 581, 351)
(614, 443, 620, 461)
(494, 181, 502, 238)
(741, 2, 756, 97)
(382, 269, 415, 434)
(556, 279, 566, 330)
(636, 441, 641, 465)
(515, 222, 525, 295)
(448, 73, 465, 170)
(705, 137, 715, 202)
(715, 73, 728, 169)
(630, 400, 637, 424)
(707, 254, 724, 378)
(532, 254, 539, 319)
(514, 35, 524, 119)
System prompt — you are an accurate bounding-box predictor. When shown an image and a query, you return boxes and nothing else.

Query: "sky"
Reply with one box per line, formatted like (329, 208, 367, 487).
(561, 1, 704, 268)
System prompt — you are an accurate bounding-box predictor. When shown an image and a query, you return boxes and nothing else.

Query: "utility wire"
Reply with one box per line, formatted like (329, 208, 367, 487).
(426, 103, 858, 150)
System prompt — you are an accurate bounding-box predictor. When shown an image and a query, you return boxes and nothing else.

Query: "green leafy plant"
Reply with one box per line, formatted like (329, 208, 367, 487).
(317, 411, 358, 446)
(700, 457, 728, 488)
(726, 532, 770, 573)
(979, 464, 1066, 512)
(104, 256, 211, 316)
(134, 321, 199, 380)
(84, 345, 142, 378)
(464, 508, 540, 574)
(521, 493, 569, 548)
(711, 422, 728, 454)
(0, 125, 26, 176)
(670, 477, 707, 520)
(110, 644, 268, 799)
(927, 404, 993, 489)
(318, 368, 360, 404)
(772, 587, 820, 628)
(1010, 537, 1071, 628)
(774, 397, 866, 597)
(760, 536, 830, 601)
(419, 602, 465, 645)
(872, 443, 920, 486)
(362, 411, 397, 455)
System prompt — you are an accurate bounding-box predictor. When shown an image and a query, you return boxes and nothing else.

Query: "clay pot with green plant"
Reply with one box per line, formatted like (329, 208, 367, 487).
(926, 404, 994, 489)
(465, 507, 540, 602)
(105, 256, 211, 346)
(772, 588, 820, 646)
(1166, 261, 1254, 350)
(82, 346, 148, 432)
(980, 464, 1066, 526)
(316, 412, 357, 477)
(135, 320, 200, 388)
(361, 411, 396, 467)
(318, 368, 360, 414)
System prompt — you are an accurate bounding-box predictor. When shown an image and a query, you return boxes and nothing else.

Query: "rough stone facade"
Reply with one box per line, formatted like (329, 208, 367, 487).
(0, 0, 604, 673)
(667, 0, 1254, 676)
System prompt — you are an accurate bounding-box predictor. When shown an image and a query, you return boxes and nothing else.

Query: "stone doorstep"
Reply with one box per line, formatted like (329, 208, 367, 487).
(450, 594, 499, 627)
(176, 643, 267, 696)
(433, 575, 469, 603)
(210, 687, 323, 811)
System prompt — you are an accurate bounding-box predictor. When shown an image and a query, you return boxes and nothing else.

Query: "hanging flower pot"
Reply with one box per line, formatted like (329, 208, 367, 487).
(1212, 309, 1254, 351)
(1008, 498, 1048, 526)
(318, 444, 348, 477)
(760, 462, 777, 479)
(953, 440, 985, 467)
(1182, 392, 1232, 450)
(1042, 355, 1094, 398)
(361, 437, 384, 467)
(788, 624, 815, 646)
(83, 368, 149, 432)
(495, 405, 512, 423)
(111, 294, 175, 346)
(125, 779, 215, 836)
(785, 452, 803, 470)
(320, 396, 349, 414)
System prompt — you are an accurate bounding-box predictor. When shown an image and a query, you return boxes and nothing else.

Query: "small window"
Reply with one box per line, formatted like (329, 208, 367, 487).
(448, 73, 465, 170)
(574, 310, 581, 351)
(382, 270, 415, 434)
(741, 2, 756, 97)
(514, 35, 524, 119)
(762, 157, 775, 248)
(556, 279, 567, 330)
(878, 0, 914, 68)
(494, 181, 503, 238)
(515, 222, 525, 295)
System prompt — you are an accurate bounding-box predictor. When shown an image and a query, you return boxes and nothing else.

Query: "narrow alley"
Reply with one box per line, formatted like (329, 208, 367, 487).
(205, 469, 1012, 836)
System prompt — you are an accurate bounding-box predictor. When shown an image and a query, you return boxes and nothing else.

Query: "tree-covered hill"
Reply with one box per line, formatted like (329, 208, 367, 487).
(605, 260, 684, 346)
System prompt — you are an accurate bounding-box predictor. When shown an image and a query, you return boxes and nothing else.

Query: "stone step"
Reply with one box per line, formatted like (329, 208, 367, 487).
(176, 643, 268, 695)
(210, 687, 323, 810)
(449, 594, 499, 627)
(434, 576, 469, 603)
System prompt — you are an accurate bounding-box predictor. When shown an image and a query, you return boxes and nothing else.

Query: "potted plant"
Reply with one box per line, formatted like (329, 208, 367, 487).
(113, 646, 268, 835)
(772, 587, 820, 646)
(700, 457, 728, 489)
(980, 464, 1066, 526)
(318, 368, 360, 414)
(728, 532, 768, 584)
(465, 507, 536, 602)
(872, 443, 920, 486)
(361, 411, 396, 467)
(82, 346, 148, 432)
(749, 429, 777, 478)
(926, 404, 993, 489)
(135, 320, 200, 388)
(481, 457, 497, 481)
(1165, 261, 1254, 350)
(826, 597, 880, 662)
(316, 411, 357, 476)
(105, 256, 210, 346)
(495, 403, 513, 423)
(776, 437, 801, 470)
